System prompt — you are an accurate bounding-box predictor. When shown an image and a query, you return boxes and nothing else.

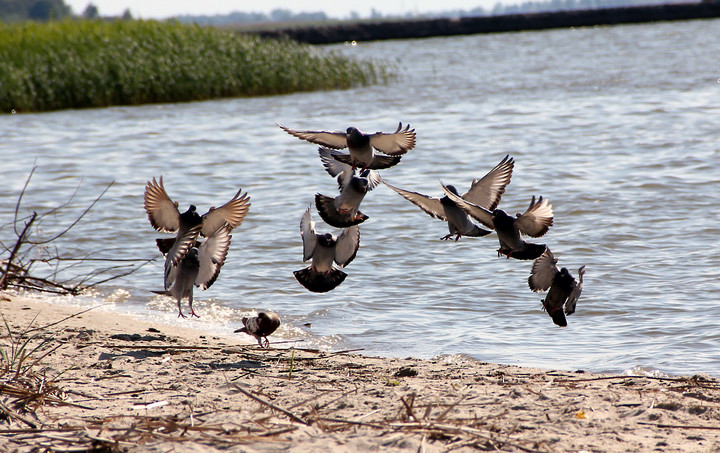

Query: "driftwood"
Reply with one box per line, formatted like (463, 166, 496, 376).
(0, 164, 151, 295)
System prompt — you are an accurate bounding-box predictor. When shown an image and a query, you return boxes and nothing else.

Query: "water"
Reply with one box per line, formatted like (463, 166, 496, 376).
(1, 19, 719, 377)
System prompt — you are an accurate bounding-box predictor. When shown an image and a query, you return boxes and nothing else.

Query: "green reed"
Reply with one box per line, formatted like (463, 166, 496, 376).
(0, 19, 394, 113)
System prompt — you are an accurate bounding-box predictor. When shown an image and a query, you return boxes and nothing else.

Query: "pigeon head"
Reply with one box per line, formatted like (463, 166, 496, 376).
(492, 209, 513, 227)
(557, 267, 574, 285)
(182, 248, 200, 270)
(440, 184, 460, 206)
(257, 312, 281, 336)
(180, 205, 202, 226)
(346, 127, 369, 148)
(350, 175, 369, 192)
(317, 233, 335, 247)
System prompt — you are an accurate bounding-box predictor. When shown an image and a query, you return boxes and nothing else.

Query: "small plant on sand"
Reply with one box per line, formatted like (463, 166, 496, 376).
(0, 315, 65, 427)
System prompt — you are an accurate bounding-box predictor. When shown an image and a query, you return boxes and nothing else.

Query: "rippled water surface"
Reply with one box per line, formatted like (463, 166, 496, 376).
(2, 19, 719, 376)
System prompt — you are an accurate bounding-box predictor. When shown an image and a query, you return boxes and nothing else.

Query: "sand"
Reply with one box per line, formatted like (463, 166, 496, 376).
(1, 293, 719, 452)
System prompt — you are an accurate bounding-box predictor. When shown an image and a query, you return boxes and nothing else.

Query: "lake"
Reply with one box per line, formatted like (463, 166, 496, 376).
(1, 18, 718, 377)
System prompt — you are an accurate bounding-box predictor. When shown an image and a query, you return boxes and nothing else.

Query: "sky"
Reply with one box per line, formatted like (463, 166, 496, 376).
(64, 0, 508, 19)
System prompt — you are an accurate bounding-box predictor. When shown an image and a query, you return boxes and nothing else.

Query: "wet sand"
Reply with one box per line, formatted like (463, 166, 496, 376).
(1, 294, 719, 452)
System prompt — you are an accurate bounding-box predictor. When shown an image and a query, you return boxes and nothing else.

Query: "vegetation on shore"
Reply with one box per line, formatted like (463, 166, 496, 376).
(0, 19, 394, 113)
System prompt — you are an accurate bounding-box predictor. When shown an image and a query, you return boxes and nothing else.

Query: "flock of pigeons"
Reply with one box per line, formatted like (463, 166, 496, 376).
(142, 122, 587, 347)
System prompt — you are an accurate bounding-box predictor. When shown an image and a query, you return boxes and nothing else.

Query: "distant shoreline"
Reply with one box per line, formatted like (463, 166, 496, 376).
(239, 2, 720, 44)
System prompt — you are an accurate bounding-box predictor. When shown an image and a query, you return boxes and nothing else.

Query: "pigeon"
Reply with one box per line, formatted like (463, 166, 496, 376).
(315, 147, 382, 228)
(234, 312, 281, 348)
(144, 176, 250, 257)
(155, 223, 232, 318)
(279, 122, 415, 170)
(528, 249, 586, 327)
(294, 207, 360, 293)
(383, 155, 514, 241)
(440, 184, 553, 259)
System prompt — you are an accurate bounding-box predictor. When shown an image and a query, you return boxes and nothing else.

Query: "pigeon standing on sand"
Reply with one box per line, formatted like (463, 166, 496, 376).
(278, 122, 415, 171)
(156, 223, 232, 318)
(144, 176, 250, 255)
(235, 312, 281, 348)
(315, 147, 382, 228)
(441, 184, 553, 259)
(383, 155, 514, 241)
(528, 249, 586, 327)
(294, 207, 360, 293)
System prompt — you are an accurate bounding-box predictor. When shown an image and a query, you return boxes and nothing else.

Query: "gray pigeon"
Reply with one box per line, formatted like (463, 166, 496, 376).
(235, 312, 281, 347)
(279, 122, 415, 170)
(384, 155, 514, 241)
(441, 183, 553, 259)
(315, 147, 382, 228)
(144, 176, 250, 259)
(528, 249, 586, 327)
(294, 207, 360, 293)
(156, 223, 232, 318)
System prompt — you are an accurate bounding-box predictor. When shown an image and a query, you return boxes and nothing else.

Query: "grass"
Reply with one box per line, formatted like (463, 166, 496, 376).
(0, 19, 395, 113)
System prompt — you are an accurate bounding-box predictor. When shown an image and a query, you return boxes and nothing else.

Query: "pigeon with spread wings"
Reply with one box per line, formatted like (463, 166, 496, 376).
(440, 183, 553, 259)
(315, 147, 382, 228)
(528, 249, 586, 327)
(279, 122, 415, 171)
(235, 312, 281, 348)
(155, 223, 232, 318)
(294, 207, 360, 293)
(144, 176, 250, 257)
(384, 155, 514, 241)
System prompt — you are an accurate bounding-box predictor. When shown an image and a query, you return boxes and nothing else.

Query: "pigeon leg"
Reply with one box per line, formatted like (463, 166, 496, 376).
(188, 294, 200, 318)
(441, 234, 453, 240)
(176, 299, 187, 318)
(454, 234, 461, 241)
(261, 337, 270, 348)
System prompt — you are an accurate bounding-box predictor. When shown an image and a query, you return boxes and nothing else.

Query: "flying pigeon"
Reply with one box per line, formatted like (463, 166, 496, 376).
(315, 147, 382, 228)
(156, 223, 232, 318)
(144, 176, 250, 257)
(528, 249, 586, 327)
(294, 207, 360, 293)
(235, 312, 281, 348)
(441, 184, 553, 259)
(279, 122, 415, 170)
(383, 155, 514, 241)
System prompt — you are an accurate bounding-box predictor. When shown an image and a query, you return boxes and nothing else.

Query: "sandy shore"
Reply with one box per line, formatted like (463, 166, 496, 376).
(1, 294, 719, 452)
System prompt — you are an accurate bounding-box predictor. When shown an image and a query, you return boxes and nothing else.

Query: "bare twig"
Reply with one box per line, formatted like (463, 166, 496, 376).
(231, 384, 309, 425)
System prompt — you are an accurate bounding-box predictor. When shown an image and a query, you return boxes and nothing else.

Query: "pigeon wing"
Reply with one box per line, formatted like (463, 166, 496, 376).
(440, 183, 494, 229)
(300, 207, 317, 261)
(278, 124, 348, 149)
(565, 265, 586, 315)
(384, 180, 446, 220)
(462, 155, 514, 210)
(195, 224, 232, 290)
(528, 248, 559, 292)
(164, 223, 202, 290)
(144, 176, 181, 233)
(516, 196, 554, 238)
(368, 122, 416, 156)
(202, 189, 250, 236)
(334, 224, 360, 267)
(319, 147, 353, 190)
(363, 169, 382, 191)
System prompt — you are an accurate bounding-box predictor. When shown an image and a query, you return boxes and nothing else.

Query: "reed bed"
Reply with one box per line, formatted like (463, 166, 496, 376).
(0, 19, 394, 113)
